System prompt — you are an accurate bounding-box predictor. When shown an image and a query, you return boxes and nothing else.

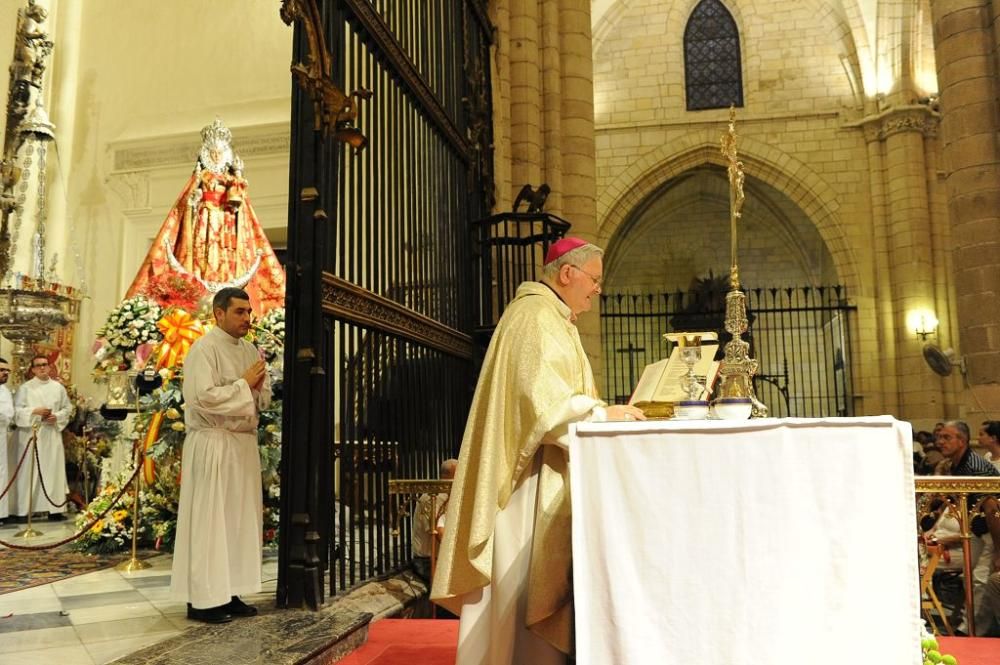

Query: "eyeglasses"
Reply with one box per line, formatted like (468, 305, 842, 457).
(32, 362, 48, 368)
(570, 265, 603, 289)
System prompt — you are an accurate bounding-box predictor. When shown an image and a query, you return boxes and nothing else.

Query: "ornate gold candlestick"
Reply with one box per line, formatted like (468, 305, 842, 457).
(715, 107, 767, 417)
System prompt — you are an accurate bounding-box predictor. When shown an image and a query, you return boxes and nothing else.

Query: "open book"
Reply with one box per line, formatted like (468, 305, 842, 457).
(628, 334, 721, 404)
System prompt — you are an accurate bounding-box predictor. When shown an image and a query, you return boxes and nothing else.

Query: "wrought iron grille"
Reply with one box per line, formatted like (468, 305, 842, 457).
(684, 0, 744, 111)
(471, 211, 570, 340)
(601, 286, 856, 417)
(279, 0, 493, 606)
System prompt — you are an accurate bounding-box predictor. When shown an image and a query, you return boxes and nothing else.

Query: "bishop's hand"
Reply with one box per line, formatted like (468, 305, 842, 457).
(606, 405, 647, 421)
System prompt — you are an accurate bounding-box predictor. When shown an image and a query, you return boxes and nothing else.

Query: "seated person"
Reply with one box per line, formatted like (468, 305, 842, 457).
(935, 420, 1000, 633)
(412, 459, 457, 581)
(974, 571, 1000, 637)
(918, 431, 945, 475)
(978, 420, 1000, 471)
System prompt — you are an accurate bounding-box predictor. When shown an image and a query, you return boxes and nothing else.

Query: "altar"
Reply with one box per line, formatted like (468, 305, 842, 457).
(569, 416, 921, 665)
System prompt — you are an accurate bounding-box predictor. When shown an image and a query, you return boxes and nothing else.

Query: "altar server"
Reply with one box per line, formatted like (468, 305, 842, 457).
(170, 287, 270, 623)
(12, 354, 72, 520)
(431, 238, 645, 664)
(0, 358, 14, 523)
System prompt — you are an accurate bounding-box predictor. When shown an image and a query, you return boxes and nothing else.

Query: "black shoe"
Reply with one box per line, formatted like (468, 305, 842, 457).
(186, 603, 233, 624)
(226, 596, 258, 617)
(47, 513, 66, 521)
(10, 515, 26, 524)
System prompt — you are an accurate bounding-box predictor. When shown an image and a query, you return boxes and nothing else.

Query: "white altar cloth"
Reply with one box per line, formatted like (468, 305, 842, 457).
(569, 416, 921, 665)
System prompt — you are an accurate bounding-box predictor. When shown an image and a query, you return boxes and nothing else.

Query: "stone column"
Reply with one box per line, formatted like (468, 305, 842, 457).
(861, 126, 900, 417)
(930, 0, 1000, 416)
(556, 0, 601, 377)
(493, 1, 601, 379)
(860, 107, 945, 420)
(507, 0, 542, 191)
(882, 110, 946, 418)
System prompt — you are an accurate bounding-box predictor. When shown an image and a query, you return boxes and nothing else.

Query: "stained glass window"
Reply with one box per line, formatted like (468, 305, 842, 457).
(684, 0, 744, 111)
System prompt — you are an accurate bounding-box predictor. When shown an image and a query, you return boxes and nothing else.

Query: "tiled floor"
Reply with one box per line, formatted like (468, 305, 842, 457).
(0, 521, 277, 665)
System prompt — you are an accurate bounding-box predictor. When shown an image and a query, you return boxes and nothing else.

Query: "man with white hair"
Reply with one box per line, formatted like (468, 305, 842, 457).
(432, 237, 645, 664)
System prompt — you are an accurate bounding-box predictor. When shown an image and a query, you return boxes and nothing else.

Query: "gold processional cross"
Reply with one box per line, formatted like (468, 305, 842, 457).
(720, 105, 745, 290)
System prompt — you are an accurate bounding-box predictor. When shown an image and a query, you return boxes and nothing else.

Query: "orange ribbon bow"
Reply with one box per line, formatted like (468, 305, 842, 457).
(155, 309, 204, 370)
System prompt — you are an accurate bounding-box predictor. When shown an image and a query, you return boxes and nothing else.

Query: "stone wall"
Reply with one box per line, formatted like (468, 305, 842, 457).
(591, 0, 955, 421)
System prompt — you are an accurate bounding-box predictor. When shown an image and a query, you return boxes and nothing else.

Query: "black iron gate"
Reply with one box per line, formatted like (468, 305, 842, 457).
(279, 0, 493, 607)
(601, 286, 856, 417)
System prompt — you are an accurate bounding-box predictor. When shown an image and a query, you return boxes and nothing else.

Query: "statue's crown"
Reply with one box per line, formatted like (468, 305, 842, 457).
(200, 118, 232, 147)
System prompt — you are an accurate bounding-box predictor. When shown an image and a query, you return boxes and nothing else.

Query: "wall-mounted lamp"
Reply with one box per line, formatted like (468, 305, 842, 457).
(908, 310, 939, 340)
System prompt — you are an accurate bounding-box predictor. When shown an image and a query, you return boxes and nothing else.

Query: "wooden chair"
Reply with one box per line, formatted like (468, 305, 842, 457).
(921, 541, 955, 636)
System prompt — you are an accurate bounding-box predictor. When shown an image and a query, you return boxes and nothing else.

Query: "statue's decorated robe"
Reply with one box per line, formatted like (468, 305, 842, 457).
(432, 281, 607, 663)
(125, 168, 285, 314)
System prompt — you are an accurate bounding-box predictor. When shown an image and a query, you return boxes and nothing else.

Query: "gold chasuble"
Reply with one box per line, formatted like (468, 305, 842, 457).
(432, 281, 605, 656)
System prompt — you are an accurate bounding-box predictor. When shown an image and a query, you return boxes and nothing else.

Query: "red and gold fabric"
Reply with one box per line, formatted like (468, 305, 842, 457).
(124, 171, 286, 314)
(142, 411, 163, 485)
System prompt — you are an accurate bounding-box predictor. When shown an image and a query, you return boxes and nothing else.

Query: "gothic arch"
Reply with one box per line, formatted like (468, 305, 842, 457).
(596, 130, 860, 293)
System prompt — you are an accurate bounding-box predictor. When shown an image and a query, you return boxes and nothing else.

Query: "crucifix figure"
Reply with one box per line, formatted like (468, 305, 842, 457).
(720, 105, 745, 289)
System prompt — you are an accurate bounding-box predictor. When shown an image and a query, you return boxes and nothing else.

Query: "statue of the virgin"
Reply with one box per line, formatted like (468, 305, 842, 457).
(124, 118, 285, 313)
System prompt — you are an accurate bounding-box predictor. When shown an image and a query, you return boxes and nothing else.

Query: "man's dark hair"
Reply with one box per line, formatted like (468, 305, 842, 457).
(982, 420, 1000, 441)
(213, 287, 251, 313)
(943, 419, 970, 443)
(0, 357, 7, 364)
(30, 354, 48, 366)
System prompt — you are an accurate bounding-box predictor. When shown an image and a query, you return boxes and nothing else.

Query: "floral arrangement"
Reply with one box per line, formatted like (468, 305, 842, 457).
(92, 296, 163, 377)
(259, 400, 283, 546)
(73, 466, 180, 555)
(142, 272, 208, 313)
(253, 307, 285, 363)
(73, 476, 144, 555)
(920, 628, 958, 665)
(140, 468, 180, 552)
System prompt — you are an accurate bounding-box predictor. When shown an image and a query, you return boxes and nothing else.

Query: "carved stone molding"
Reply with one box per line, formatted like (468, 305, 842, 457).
(109, 125, 290, 173)
(105, 170, 151, 211)
(857, 106, 940, 142)
(320, 273, 472, 360)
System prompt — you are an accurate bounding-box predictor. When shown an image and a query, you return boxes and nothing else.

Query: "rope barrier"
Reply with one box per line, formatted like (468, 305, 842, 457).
(0, 428, 35, 501)
(0, 451, 143, 551)
(32, 430, 71, 509)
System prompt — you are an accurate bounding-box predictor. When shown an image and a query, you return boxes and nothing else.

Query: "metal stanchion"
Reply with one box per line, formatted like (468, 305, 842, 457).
(116, 394, 150, 573)
(14, 423, 43, 539)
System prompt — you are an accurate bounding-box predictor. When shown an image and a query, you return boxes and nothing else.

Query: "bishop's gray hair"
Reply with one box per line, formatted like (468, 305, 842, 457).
(542, 243, 604, 281)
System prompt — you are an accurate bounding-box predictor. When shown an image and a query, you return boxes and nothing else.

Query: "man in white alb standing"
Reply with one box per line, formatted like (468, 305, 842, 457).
(13, 355, 72, 521)
(0, 358, 14, 525)
(170, 287, 270, 623)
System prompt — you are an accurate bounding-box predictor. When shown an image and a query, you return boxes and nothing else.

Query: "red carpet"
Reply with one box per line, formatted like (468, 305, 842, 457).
(937, 637, 1000, 665)
(339, 620, 1000, 665)
(338, 619, 458, 665)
